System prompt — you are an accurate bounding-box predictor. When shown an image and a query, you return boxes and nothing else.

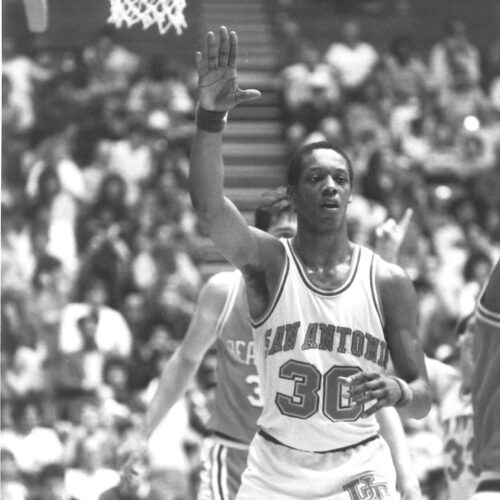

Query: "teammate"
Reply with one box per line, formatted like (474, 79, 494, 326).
(470, 257, 500, 499)
(121, 193, 422, 499)
(189, 26, 431, 499)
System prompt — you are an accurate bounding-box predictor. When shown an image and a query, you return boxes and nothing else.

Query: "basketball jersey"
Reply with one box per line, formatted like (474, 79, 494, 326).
(251, 240, 388, 452)
(472, 279, 500, 478)
(209, 271, 262, 445)
(440, 381, 479, 499)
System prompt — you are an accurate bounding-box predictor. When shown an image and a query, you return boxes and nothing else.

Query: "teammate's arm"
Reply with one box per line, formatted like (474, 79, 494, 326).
(376, 407, 423, 500)
(120, 275, 229, 483)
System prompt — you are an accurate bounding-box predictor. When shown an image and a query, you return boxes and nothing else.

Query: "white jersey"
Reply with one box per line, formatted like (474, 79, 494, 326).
(251, 240, 388, 452)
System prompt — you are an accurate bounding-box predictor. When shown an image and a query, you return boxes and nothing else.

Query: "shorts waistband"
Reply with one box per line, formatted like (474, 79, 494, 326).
(257, 429, 379, 454)
(212, 431, 250, 450)
(477, 479, 500, 493)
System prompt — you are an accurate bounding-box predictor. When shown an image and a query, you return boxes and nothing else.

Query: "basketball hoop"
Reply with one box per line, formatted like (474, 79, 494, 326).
(107, 0, 187, 35)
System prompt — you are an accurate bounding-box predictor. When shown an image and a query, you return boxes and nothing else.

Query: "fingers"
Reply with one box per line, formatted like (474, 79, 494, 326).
(194, 51, 205, 74)
(199, 27, 238, 72)
(235, 88, 262, 105)
(399, 207, 413, 235)
(218, 26, 229, 67)
(206, 31, 218, 70)
(360, 399, 385, 418)
(228, 30, 238, 68)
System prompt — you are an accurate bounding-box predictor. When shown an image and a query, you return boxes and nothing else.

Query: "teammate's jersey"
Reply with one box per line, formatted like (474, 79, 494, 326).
(251, 240, 388, 452)
(209, 271, 262, 445)
(472, 270, 500, 479)
(440, 380, 479, 499)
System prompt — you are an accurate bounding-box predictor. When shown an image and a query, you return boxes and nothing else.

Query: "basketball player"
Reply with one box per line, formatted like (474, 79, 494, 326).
(121, 193, 422, 499)
(189, 26, 431, 498)
(470, 257, 500, 499)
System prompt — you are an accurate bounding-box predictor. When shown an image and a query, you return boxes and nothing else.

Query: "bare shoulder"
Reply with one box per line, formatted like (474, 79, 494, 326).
(375, 258, 418, 319)
(376, 258, 415, 298)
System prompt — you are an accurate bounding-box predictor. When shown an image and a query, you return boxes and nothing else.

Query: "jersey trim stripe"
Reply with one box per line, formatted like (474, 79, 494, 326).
(251, 254, 290, 329)
(215, 273, 239, 338)
(286, 240, 361, 296)
(477, 303, 500, 327)
(369, 254, 385, 328)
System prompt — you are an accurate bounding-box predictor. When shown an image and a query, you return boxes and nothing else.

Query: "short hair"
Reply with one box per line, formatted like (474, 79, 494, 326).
(287, 141, 354, 188)
(254, 187, 293, 231)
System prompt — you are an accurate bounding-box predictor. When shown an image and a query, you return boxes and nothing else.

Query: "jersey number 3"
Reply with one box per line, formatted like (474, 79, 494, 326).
(275, 360, 362, 421)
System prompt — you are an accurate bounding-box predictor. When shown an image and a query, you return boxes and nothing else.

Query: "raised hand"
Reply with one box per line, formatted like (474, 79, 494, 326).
(195, 26, 261, 112)
(375, 208, 413, 263)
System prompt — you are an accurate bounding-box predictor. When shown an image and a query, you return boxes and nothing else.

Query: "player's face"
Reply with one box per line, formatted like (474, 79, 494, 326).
(268, 210, 297, 239)
(291, 149, 352, 232)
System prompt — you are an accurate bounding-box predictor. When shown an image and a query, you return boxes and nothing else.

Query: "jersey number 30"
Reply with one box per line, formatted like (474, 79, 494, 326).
(275, 360, 362, 421)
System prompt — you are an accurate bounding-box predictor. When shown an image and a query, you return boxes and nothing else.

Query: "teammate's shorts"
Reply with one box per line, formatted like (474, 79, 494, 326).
(236, 431, 399, 499)
(197, 436, 250, 500)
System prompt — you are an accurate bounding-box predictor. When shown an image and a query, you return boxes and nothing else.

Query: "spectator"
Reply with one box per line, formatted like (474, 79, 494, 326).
(380, 36, 428, 106)
(77, 174, 133, 252)
(26, 165, 79, 276)
(35, 464, 68, 500)
(1, 400, 64, 479)
(58, 277, 132, 358)
(83, 26, 140, 97)
(107, 121, 154, 206)
(0, 448, 29, 500)
(65, 439, 120, 500)
(281, 42, 341, 130)
(2, 36, 53, 131)
(323, 20, 379, 102)
(429, 19, 481, 93)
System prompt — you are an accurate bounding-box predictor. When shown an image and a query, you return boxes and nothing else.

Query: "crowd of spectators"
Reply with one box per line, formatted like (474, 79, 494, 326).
(2, 9, 500, 500)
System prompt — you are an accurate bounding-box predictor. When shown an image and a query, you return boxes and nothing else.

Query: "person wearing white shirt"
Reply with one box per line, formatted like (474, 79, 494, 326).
(59, 278, 132, 358)
(324, 20, 379, 101)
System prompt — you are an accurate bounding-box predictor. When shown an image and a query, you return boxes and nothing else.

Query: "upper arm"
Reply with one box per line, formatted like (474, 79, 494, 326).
(177, 273, 232, 365)
(203, 196, 283, 274)
(377, 261, 428, 384)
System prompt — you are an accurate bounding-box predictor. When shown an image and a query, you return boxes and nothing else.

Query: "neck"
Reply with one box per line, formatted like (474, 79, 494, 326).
(292, 226, 351, 270)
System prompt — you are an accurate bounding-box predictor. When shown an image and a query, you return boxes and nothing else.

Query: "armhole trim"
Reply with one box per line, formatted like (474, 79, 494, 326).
(477, 302, 500, 328)
(214, 273, 239, 337)
(251, 255, 290, 329)
(370, 254, 385, 328)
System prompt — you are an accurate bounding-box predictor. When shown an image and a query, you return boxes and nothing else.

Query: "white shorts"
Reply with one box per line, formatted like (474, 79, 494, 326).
(197, 437, 250, 500)
(236, 432, 399, 500)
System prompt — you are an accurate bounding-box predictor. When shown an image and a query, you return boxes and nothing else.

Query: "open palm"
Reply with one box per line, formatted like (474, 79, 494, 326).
(195, 27, 261, 111)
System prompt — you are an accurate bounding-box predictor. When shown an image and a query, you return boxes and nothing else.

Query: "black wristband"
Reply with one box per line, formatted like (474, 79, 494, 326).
(195, 104, 228, 133)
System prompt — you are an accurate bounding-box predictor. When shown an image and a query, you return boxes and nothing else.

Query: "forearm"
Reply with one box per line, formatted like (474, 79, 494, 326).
(377, 407, 421, 495)
(142, 349, 200, 438)
(395, 377, 431, 420)
(189, 126, 226, 217)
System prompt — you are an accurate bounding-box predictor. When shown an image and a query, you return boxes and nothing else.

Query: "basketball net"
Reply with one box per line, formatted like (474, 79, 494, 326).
(107, 0, 187, 35)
